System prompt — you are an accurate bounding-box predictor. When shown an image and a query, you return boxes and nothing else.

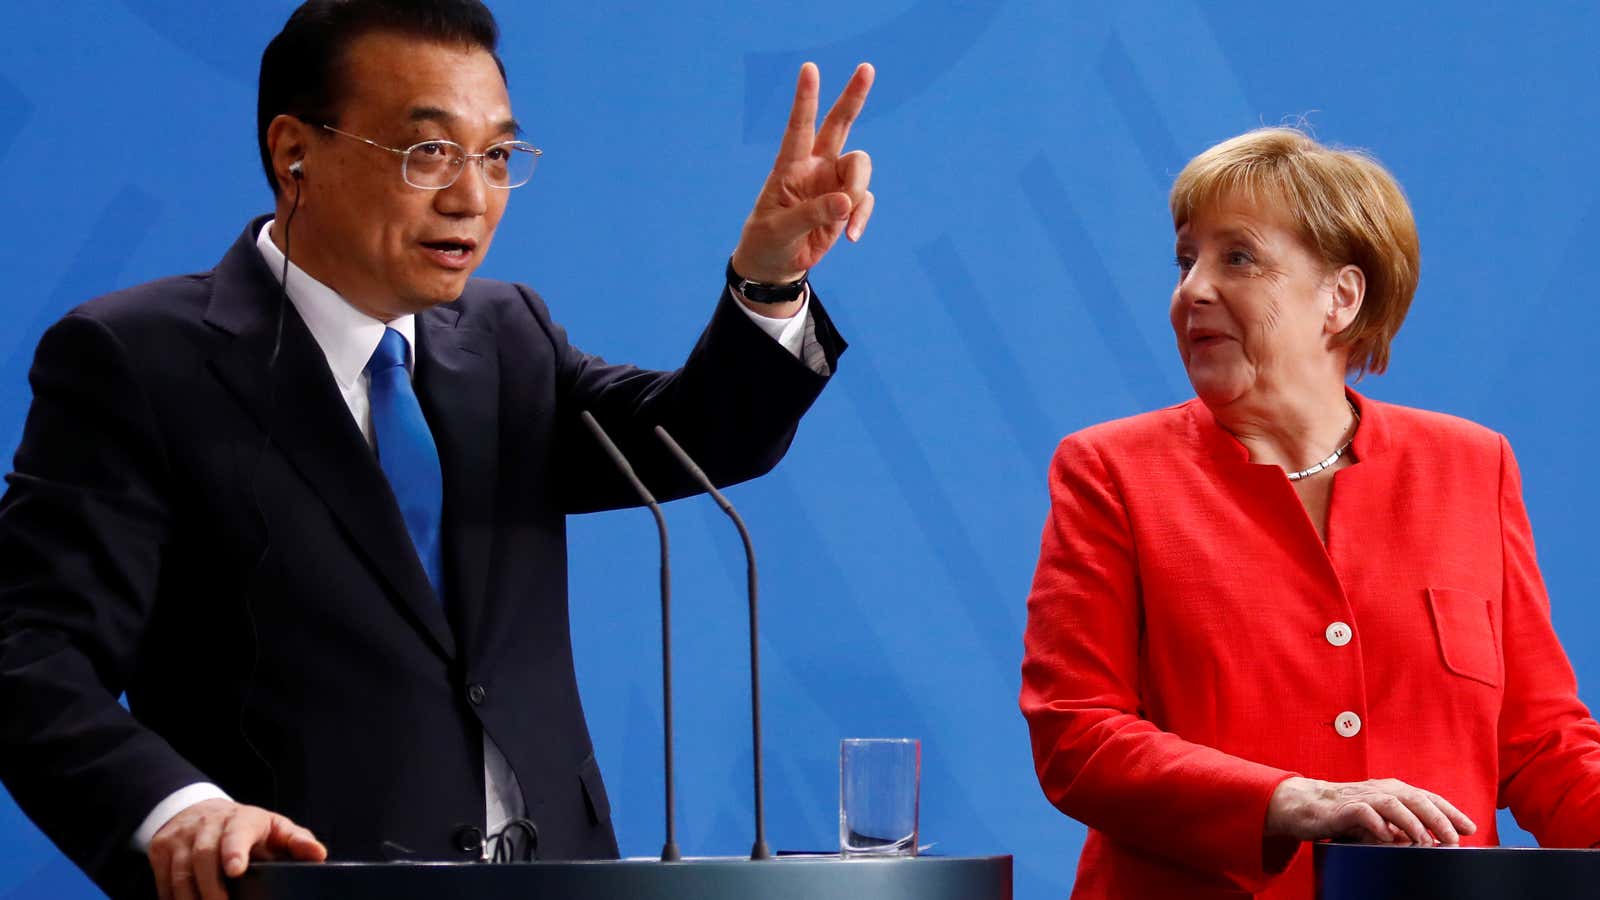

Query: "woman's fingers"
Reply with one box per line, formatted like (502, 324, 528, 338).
(1339, 801, 1394, 843)
(1428, 791, 1478, 837)
(1279, 777, 1475, 846)
(1371, 793, 1432, 845)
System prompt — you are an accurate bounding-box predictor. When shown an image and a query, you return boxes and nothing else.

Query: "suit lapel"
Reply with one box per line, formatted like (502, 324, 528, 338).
(415, 307, 499, 659)
(202, 220, 456, 660)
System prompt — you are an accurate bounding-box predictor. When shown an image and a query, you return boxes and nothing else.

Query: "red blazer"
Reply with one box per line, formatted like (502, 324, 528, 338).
(1020, 391, 1600, 899)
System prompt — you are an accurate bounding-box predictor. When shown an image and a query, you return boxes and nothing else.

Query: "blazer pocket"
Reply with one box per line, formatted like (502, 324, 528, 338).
(1426, 587, 1501, 688)
(578, 753, 612, 825)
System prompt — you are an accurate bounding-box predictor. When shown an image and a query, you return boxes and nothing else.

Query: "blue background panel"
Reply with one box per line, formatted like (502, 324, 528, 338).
(4, 2, 1598, 897)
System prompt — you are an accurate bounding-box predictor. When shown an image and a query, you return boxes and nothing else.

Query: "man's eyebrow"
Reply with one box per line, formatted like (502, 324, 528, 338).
(408, 107, 522, 138)
(408, 106, 456, 125)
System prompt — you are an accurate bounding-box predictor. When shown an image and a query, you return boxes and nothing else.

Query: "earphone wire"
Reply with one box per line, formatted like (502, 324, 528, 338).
(238, 168, 301, 804)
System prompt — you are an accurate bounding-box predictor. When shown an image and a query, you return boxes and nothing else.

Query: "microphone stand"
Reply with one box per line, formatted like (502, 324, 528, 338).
(579, 411, 681, 862)
(652, 425, 772, 861)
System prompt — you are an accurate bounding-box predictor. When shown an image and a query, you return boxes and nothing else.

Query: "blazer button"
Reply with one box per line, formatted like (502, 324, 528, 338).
(454, 825, 485, 854)
(467, 683, 487, 705)
(1325, 622, 1353, 646)
(1335, 711, 1362, 738)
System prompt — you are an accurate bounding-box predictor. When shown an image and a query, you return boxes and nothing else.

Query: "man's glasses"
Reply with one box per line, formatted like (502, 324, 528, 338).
(320, 124, 542, 190)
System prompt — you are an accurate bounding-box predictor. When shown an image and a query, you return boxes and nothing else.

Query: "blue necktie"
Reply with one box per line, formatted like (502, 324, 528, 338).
(366, 328, 444, 601)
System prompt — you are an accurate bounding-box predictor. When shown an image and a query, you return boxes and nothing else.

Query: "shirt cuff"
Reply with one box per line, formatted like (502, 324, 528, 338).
(132, 783, 233, 851)
(733, 287, 811, 357)
(730, 287, 829, 375)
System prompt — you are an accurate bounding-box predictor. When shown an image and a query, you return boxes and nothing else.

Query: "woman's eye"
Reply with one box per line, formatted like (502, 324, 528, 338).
(1227, 250, 1255, 266)
(1174, 255, 1195, 273)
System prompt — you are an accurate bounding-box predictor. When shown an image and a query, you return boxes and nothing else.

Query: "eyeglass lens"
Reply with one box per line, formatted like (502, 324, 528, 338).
(403, 141, 539, 189)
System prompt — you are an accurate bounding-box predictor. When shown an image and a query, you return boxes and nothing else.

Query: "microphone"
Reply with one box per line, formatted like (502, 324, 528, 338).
(652, 426, 772, 861)
(578, 411, 681, 863)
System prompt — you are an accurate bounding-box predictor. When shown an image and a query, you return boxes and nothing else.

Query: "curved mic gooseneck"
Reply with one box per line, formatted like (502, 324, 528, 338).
(578, 411, 681, 863)
(652, 425, 771, 861)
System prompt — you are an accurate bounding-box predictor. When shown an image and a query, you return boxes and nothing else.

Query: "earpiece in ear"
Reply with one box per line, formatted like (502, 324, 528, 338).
(289, 160, 305, 178)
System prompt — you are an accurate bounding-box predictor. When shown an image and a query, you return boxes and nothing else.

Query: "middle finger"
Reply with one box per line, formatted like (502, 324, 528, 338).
(169, 845, 199, 900)
(1401, 793, 1459, 845)
(191, 815, 228, 900)
(1371, 794, 1430, 846)
(814, 63, 876, 158)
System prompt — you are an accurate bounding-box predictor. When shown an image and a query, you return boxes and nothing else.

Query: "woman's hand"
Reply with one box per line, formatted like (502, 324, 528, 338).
(1266, 776, 1478, 846)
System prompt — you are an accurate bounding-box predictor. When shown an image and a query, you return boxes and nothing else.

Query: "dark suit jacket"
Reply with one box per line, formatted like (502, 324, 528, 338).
(0, 217, 844, 897)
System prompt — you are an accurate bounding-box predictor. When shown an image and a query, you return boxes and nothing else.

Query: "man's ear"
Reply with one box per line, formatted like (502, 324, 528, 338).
(266, 114, 313, 192)
(1326, 264, 1365, 336)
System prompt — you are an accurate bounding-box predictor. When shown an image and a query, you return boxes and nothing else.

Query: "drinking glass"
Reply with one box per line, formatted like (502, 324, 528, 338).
(839, 738, 920, 857)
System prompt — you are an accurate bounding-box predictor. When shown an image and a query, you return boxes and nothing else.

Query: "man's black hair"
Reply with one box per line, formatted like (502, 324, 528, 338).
(256, 0, 507, 195)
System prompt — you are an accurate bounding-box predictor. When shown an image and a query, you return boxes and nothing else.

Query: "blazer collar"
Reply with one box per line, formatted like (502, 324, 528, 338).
(202, 216, 482, 661)
(415, 305, 500, 658)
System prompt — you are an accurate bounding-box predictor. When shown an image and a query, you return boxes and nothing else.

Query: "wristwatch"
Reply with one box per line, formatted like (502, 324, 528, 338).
(726, 257, 808, 304)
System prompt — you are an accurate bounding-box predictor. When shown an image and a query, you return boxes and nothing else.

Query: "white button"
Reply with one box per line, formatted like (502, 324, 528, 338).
(1325, 622, 1352, 647)
(1335, 712, 1362, 738)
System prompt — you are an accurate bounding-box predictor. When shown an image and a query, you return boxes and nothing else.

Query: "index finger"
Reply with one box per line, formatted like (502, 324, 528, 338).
(1427, 792, 1477, 838)
(775, 62, 821, 165)
(814, 63, 875, 158)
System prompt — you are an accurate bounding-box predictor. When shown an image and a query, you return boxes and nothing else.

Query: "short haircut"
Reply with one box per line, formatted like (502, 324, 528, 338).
(257, 0, 506, 195)
(1169, 127, 1420, 377)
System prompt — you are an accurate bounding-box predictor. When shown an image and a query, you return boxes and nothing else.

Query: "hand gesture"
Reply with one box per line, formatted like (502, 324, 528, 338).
(148, 798, 327, 900)
(1266, 776, 1478, 847)
(730, 62, 876, 288)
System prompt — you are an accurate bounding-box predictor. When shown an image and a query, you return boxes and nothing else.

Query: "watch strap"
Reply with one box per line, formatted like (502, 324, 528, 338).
(727, 257, 808, 304)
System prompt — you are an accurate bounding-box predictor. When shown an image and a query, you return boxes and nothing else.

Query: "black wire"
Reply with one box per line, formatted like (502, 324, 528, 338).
(487, 818, 540, 863)
(268, 176, 299, 368)
(238, 175, 301, 799)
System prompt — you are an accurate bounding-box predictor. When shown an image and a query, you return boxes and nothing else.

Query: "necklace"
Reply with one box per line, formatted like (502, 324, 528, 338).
(1284, 401, 1361, 482)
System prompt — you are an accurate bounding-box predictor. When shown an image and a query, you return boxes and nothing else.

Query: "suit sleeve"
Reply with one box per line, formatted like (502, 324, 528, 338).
(1494, 436, 1600, 846)
(525, 285, 846, 514)
(0, 313, 210, 893)
(1019, 434, 1297, 891)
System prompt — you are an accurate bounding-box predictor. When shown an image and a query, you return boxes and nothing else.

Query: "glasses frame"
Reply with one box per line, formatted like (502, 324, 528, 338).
(318, 124, 542, 190)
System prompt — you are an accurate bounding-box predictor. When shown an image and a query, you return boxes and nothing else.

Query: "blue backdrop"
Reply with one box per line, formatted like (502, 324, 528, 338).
(4, 2, 1598, 897)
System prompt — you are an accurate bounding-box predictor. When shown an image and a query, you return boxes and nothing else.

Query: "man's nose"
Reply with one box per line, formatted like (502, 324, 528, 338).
(435, 160, 490, 216)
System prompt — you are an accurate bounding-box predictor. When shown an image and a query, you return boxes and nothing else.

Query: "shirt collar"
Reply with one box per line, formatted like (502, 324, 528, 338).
(255, 220, 416, 388)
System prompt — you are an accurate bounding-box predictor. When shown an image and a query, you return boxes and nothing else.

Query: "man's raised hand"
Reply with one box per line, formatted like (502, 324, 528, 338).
(730, 62, 875, 288)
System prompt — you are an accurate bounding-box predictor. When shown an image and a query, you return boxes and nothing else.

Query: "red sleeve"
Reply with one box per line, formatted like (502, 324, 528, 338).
(1019, 434, 1298, 889)
(1494, 436, 1600, 847)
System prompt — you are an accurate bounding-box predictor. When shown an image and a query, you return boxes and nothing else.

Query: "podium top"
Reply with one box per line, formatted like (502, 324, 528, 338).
(235, 854, 1014, 900)
(1315, 843, 1600, 900)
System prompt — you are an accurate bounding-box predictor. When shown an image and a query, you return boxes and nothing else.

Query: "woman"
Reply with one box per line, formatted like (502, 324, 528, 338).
(1019, 128, 1600, 899)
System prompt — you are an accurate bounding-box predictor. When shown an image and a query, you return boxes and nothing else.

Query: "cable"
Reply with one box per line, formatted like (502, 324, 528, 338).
(238, 171, 302, 805)
(487, 818, 540, 863)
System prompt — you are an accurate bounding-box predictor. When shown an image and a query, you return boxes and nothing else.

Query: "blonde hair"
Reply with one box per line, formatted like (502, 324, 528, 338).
(1169, 127, 1420, 376)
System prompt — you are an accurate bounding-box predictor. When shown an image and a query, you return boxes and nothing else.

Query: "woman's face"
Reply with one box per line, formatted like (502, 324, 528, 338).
(1169, 195, 1356, 409)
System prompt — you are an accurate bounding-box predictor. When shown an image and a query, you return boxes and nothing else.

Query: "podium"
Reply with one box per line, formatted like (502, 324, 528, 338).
(1315, 843, 1600, 899)
(234, 854, 1013, 899)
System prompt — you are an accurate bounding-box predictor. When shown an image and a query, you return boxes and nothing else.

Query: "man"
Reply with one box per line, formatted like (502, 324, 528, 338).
(0, 2, 873, 897)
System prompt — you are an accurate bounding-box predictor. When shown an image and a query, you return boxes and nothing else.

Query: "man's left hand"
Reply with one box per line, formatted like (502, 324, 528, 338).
(730, 62, 875, 299)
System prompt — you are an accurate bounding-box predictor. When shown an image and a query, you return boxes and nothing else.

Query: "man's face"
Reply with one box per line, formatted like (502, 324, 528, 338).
(292, 31, 515, 319)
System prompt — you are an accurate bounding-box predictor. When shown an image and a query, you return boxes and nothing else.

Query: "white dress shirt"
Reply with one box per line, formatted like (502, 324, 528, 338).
(133, 221, 823, 852)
